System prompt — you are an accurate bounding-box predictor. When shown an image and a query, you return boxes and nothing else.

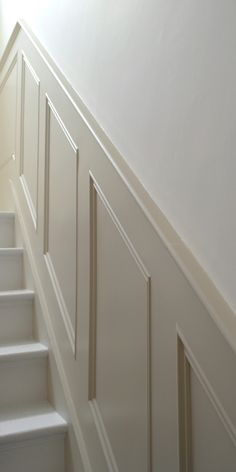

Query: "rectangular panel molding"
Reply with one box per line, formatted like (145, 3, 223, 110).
(177, 336, 192, 472)
(44, 96, 79, 356)
(89, 173, 152, 472)
(177, 330, 236, 472)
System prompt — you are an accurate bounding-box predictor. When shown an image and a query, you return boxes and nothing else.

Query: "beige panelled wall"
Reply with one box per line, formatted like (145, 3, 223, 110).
(1, 1, 236, 321)
(1, 23, 236, 472)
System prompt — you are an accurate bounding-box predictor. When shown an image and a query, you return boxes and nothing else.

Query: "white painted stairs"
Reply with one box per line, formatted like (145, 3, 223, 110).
(0, 212, 67, 472)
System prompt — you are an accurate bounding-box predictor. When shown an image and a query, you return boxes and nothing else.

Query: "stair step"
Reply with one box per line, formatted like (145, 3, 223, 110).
(0, 248, 24, 291)
(0, 343, 48, 409)
(0, 342, 48, 361)
(0, 213, 15, 248)
(0, 403, 67, 444)
(0, 289, 34, 302)
(0, 434, 65, 472)
(0, 290, 34, 345)
(0, 403, 66, 472)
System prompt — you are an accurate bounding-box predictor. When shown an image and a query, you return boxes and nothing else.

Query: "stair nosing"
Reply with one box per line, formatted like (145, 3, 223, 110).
(0, 342, 48, 362)
(0, 289, 34, 302)
(0, 409, 67, 445)
(0, 248, 23, 256)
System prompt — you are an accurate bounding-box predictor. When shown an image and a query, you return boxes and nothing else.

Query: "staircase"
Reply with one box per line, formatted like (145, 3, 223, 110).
(0, 212, 67, 471)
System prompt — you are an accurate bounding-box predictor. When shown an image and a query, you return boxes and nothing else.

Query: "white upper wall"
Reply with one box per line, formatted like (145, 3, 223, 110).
(0, 0, 236, 314)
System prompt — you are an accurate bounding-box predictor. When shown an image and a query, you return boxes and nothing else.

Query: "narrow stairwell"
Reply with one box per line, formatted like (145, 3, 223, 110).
(0, 212, 67, 472)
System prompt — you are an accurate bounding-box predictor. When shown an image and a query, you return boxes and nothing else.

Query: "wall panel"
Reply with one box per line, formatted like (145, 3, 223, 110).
(178, 336, 236, 472)
(44, 97, 79, 355)
(89, 175, 151, 472)
(191, 369, 236, 472)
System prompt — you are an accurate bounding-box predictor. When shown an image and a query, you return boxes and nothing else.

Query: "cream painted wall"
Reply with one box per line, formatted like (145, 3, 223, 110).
(0, 0, 236, 314)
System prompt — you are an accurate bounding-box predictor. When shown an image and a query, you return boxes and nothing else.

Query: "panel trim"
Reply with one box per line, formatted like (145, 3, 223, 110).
(19, 52, 40, 230)
(89, 173, 152, 472)
(0, 53, 17, 94)
(0, 53, 18, 170)
(177, 328, 236, 472)
(44, 95, 79, 357)
(177, 336, 192, 472)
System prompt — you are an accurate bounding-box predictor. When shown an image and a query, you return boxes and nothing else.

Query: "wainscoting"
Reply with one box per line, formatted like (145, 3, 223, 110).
(1, 21, 236, 472)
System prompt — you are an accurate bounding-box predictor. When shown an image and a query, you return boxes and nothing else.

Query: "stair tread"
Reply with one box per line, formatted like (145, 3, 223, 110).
(0, 342, 48, 361)
(0, 402, 67, 443)
(0, 247, 23, 255)
(0, 289, 34, 301)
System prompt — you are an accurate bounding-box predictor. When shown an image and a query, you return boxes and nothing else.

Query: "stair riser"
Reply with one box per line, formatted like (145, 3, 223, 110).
(0, 301, 33, 345)
(0, 255, 23, 291)
(0, 217, 14, 248)
(0, 357, 48, 408)
(0, 212, 67, 471)
(0, 434, 65, 472)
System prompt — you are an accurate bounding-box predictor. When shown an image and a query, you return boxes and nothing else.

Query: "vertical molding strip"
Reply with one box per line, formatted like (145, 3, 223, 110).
(89, 174, 97, 401)
(43, 94, 79, 357)
(19, 53, 26, 176)
(19, 52, 40, 230)
(178, 336, 192, 472)
(44, 95, 51, 255)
